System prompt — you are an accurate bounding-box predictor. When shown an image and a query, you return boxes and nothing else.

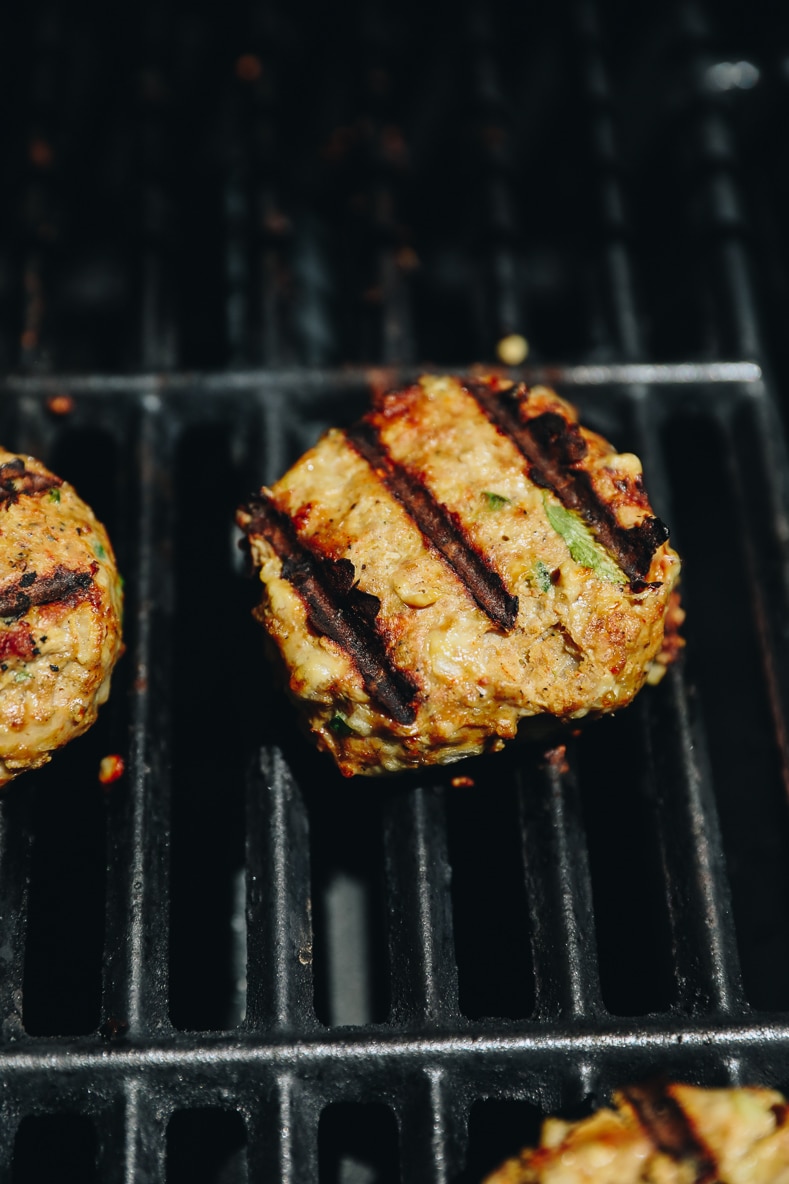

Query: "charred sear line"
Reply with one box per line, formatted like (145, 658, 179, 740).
(621, 1082, 719, 1183)
(0, 565, 95, 620)
(466, 383, 669, 590)
(0, 458, 62, 508)
(346, 420, 519, 631)
(240, 494, 417, 725)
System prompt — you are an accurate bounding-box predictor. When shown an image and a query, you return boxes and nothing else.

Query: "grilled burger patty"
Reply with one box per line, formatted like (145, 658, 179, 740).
(238, 375, 682, 776)
(484, 1081, 789, 1183)
(0, 450, 123, 786)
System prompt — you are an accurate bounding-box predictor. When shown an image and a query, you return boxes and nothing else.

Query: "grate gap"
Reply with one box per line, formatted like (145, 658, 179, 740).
(169, 422, 256, 1031)
(308, 784, 390, 1028)
(13, 1113, 98, 1184)
(46, 425, 120, 533)
(382, 784, 460, 1025)
(577, 704, 675, 1016)
(518, 742, 603, 1020)
(22, 744, 108, 1035)
(451, 1099, 542, 1184)
(166, 1109, 247, 1184)
(446, 766, 534, 1021)
(318, 1102, 399, 1184)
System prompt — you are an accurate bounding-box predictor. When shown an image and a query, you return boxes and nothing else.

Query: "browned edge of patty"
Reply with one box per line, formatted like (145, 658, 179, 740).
(465, 380, 670, 591)
(0, 565, 97, 620)
(0, 457, 62, 508)
(620, 1081, 720, 1184)
(239, 492, 418, 725)
(345, 419, 519, 631)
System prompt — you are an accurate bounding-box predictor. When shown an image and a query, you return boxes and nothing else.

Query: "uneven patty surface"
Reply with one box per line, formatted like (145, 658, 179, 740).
(238, 375, 682, 776)
(483, 1081, 789, 1183)
(0, 450, 124, 786)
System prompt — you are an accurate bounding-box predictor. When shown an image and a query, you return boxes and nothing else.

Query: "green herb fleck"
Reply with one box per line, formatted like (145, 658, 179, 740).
(542, 496, 625, 584)
(482, 491, 511, 510)
(13, 668, 31, 683)
(532, 559, 552, 594)
(48, 488, 61, 503)
(328, 714, 355, 737)
(93, 542, 107, 560)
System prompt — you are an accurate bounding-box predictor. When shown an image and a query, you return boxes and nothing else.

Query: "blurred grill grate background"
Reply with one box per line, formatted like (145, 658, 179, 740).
(3, 2, 789, 1182)
(5, 0, 789, 375)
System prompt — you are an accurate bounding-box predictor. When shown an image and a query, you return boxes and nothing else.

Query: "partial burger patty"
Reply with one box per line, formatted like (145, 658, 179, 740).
(0, 450, 123, 786)
(483, 1081, 789, 1183)
(238, 376, 682, 776)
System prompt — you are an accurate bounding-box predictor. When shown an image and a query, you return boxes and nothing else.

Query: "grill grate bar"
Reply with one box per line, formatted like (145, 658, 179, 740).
(725, 394, 789, 797)
(373, 112, 417, 367)
(576, 2, 644, 360)
(291, 214, 336, 369)
(244, 748, 316, 1031)
(625, 393, 748, 1013)
(101, 398, 174, 1037)
(398, 1067, 467, 1184)
(383, 787, 460, 1026)
(257, 184, 290, 370)
(3, 1016, 789, 1082)
(519, 749, 603, 1021)
(139, 14, 178, 372)
(629, 396, 747, 1014)
(223, 172, 250, 368)
(380, 240, 416, 367)
(17, 7, 62, 375)
(95, 1080, 167, 1184)
(0, 1105, 20, 1175)
(260, 1073, 321, 1184)
(245, 44, 287, 369)
(682, 7, 764, 361)
(0, 795, 31, 1040)
(644, 670, 747, 1014)
(468, 9, 526, 356)
(0, 360, 761, 400)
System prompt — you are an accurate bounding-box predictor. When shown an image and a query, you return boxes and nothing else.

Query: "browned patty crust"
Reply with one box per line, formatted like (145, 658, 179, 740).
(483, 1081, 789, 1183)
(0, 450, 124, 785)
(238, 376, 682, 776)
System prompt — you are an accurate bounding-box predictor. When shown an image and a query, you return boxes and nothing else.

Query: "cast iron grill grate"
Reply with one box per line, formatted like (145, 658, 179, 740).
(3, 0, 789, 1181)
(2, 362, 789, 1184)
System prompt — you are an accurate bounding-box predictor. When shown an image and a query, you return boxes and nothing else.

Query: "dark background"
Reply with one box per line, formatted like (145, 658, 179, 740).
(3, 0, 789, 381)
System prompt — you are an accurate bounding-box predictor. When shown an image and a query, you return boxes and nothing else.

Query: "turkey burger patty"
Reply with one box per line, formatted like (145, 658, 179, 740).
(483, 1081, 789, 1183)
(238, 375, 681, 777)
(0, 450, 123, 786)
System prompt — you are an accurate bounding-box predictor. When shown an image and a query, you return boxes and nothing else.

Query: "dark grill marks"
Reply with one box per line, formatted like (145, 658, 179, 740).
(0, 458, 62, 508)
(621, 1082, 720, 1183)
(466, 382, 670, 591)
(239, 494, 418, 725)
(345, 420, 519, 631)
(0, 565, 95, 620)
